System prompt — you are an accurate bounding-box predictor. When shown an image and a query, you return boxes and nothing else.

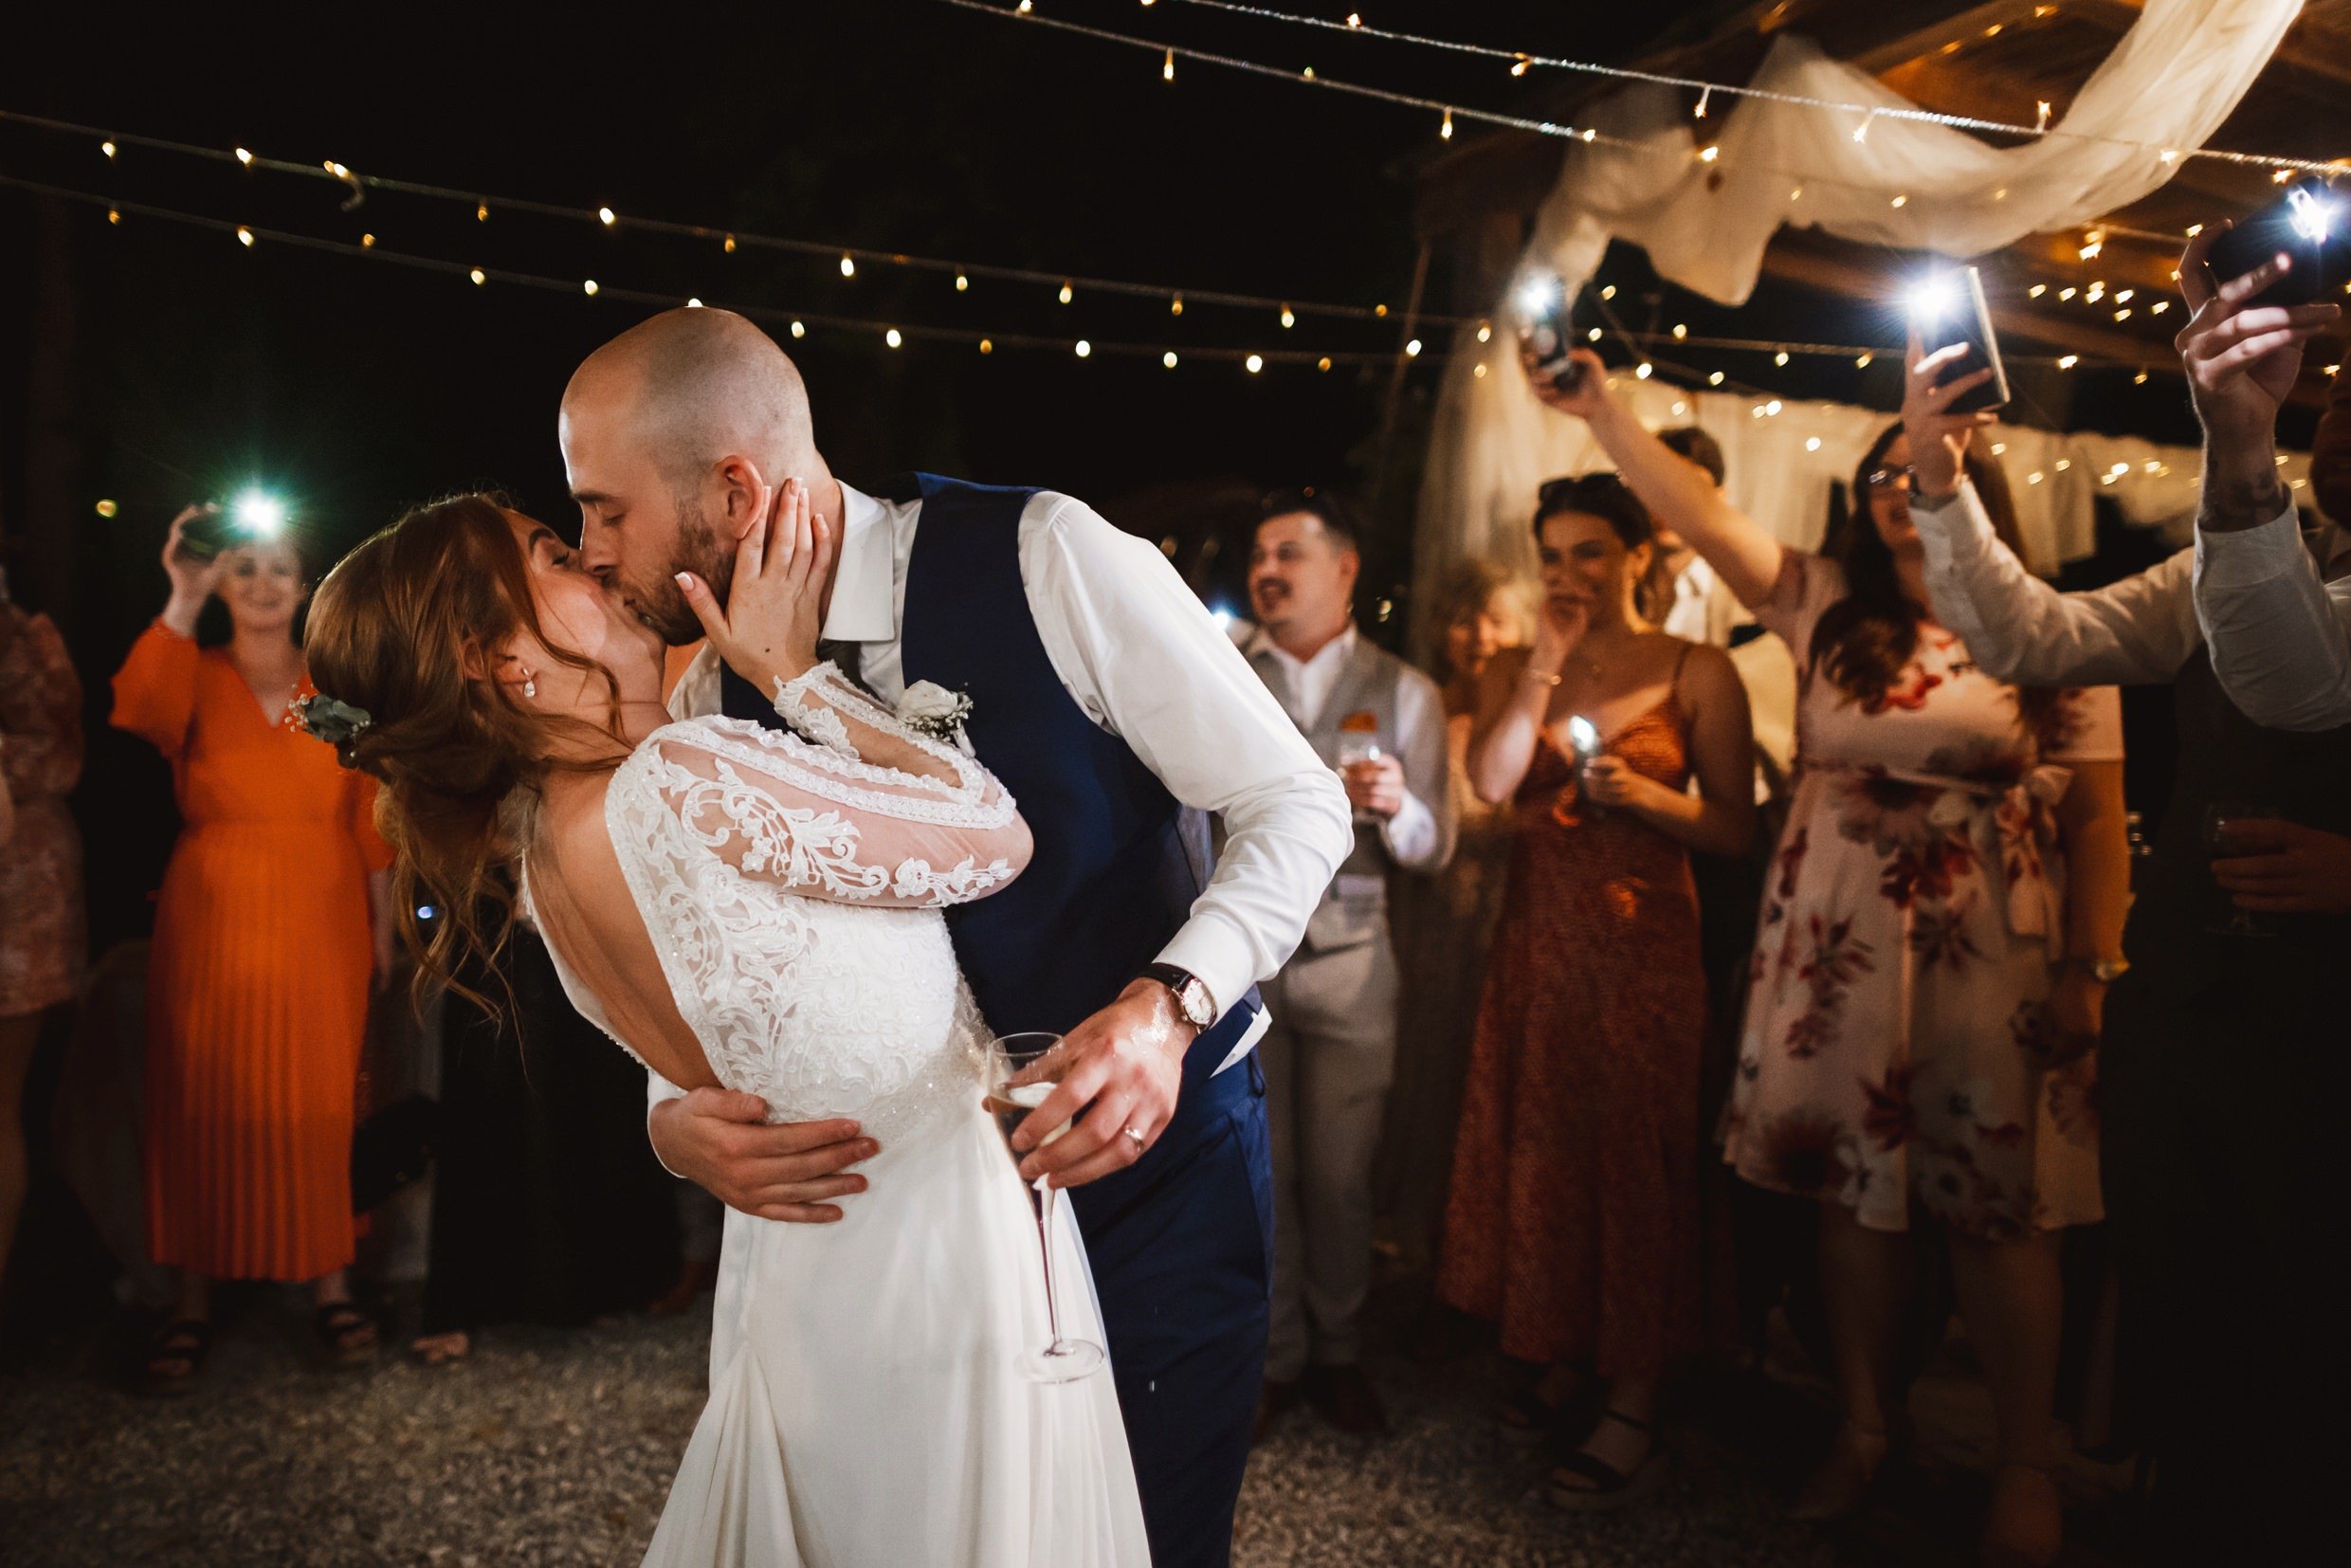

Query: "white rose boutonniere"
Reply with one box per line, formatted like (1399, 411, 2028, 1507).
(897, 681, 976, 755)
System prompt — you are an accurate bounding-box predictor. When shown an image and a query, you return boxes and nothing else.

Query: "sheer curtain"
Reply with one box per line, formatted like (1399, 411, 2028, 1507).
(1413, 0, 2303, 641)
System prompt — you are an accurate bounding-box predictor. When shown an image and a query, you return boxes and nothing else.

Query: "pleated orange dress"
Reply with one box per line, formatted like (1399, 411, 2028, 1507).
(112, 623, 392, 1282)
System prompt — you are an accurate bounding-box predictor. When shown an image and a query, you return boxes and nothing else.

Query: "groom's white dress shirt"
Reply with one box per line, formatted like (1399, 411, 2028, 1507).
(660, 481, 1353, 1103)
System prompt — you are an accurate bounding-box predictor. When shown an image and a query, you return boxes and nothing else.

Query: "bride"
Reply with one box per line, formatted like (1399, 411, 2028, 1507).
(303, 478, 1149, 1566)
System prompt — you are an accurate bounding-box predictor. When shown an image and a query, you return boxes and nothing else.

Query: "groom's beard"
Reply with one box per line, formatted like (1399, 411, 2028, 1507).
(628, 506, 735, 647)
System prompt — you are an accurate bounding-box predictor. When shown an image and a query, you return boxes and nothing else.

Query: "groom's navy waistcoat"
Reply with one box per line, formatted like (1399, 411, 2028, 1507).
(890, 474, 1261, 1083)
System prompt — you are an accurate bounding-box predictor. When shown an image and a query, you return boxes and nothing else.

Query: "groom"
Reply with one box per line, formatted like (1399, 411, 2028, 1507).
(561, 307, 1352, 1566)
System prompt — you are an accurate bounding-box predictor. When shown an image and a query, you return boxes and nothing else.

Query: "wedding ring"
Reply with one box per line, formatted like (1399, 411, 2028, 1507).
(1122, 1124, 1147, 1150)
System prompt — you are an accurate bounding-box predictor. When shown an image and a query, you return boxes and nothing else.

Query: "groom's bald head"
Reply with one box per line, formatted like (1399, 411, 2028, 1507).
(562, 307, 817, 496)
(561, 307, 829, 646)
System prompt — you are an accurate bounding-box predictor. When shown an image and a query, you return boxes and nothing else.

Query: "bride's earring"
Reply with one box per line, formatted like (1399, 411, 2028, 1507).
(522, 670, 537, 700)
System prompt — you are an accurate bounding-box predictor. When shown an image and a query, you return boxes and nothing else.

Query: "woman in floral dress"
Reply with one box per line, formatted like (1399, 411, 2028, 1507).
(1528, 345, 2130, 1567)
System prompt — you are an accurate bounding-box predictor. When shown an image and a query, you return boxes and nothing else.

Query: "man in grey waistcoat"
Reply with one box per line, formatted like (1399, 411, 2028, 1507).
(1239, 488, 1453, 1437)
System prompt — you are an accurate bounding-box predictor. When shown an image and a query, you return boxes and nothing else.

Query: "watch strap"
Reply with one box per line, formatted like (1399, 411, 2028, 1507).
(1141, 963, 1218, 1029)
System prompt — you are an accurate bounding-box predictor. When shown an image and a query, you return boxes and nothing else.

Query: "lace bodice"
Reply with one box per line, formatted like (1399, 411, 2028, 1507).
(529, 664, 1032, 1143)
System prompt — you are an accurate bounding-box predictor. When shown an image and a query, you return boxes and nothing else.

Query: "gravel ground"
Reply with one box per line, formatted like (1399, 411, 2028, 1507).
(0, 1292, 1859, 1568)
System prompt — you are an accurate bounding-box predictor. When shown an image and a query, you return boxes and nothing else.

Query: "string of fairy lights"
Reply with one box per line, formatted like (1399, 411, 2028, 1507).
(15, 0, 2332, 396)
(971, 1, 2347, 312)
(0, 145, 2232, 397)
(1012, 0, 2349, 178)
(0, 104, 1465, 332)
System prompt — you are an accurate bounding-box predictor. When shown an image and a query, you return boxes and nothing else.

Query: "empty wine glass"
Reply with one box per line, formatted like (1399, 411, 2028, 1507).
(983, 1031, 1107, 1383)
(2204, 800, 2280, 939)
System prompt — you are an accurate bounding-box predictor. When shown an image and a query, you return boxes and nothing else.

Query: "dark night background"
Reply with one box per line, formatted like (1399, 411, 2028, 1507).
(0, 0, 2259, 957)
(0, 1, 1716, 957)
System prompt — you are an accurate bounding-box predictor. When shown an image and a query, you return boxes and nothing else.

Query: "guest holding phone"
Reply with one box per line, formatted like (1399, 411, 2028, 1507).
(1527, 344, 2129, 1565)
(112, 505, 395, 1393)
(1914, 230, 2351, 1562)
(1438, 472, 1753, 1508)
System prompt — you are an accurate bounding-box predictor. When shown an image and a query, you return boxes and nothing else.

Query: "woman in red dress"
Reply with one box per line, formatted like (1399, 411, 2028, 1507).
(1439, 473, 1755, 1507)
(112, 506, 395, 1392)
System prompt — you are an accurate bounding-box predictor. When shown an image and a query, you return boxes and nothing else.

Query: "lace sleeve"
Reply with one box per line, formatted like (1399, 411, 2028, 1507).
(631, 667, 1031, 909)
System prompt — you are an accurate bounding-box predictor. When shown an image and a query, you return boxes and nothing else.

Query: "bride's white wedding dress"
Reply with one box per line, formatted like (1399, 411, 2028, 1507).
(522, 663, 1149, 1567)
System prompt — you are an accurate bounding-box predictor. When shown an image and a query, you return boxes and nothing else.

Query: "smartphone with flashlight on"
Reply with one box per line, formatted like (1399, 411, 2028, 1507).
(1513, 271, 1588, 393)
(2208, 181, 2351, 307)
(175, 490, 291, 562)
(1907, 264, 2010, 413)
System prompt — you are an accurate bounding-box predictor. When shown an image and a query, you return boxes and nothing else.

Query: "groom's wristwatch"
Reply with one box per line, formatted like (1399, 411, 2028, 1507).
(1141, 964, 1219, 1030)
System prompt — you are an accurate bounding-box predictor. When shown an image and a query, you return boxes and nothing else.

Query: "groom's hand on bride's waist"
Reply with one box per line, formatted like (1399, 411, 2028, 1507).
(647, 1088, 880, 1223)
(1012, 981, 1197, 1190)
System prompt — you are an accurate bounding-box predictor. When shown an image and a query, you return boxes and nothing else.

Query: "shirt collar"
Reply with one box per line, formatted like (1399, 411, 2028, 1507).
(1248, 622, 1358, 672)
(819, 481, 898, 645)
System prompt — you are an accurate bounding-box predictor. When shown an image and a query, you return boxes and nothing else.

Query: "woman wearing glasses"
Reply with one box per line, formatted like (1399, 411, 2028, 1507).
(1524, 348, 2129, 1567)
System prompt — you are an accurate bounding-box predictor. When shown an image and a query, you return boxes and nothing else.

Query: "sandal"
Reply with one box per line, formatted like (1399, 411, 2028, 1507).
(1547, 1409, 1671, 1511)
(408, 1331, 471, 1368)
(137, 1318, 213, 1397)
(313, 1301, 381, 1367)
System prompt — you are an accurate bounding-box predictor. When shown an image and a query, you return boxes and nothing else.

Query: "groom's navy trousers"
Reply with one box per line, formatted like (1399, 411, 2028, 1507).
(722, 474, 1275, 1568)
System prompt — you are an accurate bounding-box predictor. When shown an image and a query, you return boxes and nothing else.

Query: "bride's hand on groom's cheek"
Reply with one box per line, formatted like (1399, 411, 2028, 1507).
(676, 476, 836, 697)
(648, 1087, 880, 1223)
(1011, 980, 1195, 1189)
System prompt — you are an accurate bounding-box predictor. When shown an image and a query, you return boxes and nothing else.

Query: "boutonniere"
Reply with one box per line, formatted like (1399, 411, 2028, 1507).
(897, 681, 976, 755)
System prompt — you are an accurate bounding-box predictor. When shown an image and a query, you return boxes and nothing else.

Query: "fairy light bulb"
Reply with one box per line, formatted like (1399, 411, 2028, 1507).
(2057, 355, 2078, 369)
(1246, 354, 1265, 374)
(1856, 352, 1873, 368)
(1163, 351, 1178, 369)
(1708, 371, 1725, 386)
(360, 233, 375, 247)
(1776, 351, 1791, 366)
(1698, 145, 1721, 163)
(234, 147, 253, 166)
(841, 254, 856, 278)
(478, 203, 489, 222)
(236, 226, 254, 247)
(1280, 304, 1296, 329)
(1171, 295, 1184, 317)
(597, 206, 616, 227)
(1441, 108, 1453, 140)
(1599, 285, 1615, 301)
(1406, 339, 1423, 357)
(1059, 281, 1074, 304)
(1317, 356, 1333, 373)
(1587, 327, 1603, 342)
(1511, 54, 1531, 77)
(470, 267, 486, 285)
(100, 139, 117, 158)
(723, 234, 738, 253)
(791, 320, 807, 338)
(2029, 283, 2048, 298)
(956, 271, 969, 291)
(686, 298, 702, 308)
(1163, 48, 1175, 82)
(1074, 339, 1091, 358)
(885, 328, 902, 348)
(583, 279, 599, 296)
(1476, 323, 1492, 343)
(1635, 362, 1652, 379)
(979, 337, 993, 354)
(106, 207, 119, 225)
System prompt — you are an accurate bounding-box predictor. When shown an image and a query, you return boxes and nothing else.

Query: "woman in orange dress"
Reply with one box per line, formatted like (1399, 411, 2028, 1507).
(112, 505, 394, 1392)
(1438, 474, 1754, 1507)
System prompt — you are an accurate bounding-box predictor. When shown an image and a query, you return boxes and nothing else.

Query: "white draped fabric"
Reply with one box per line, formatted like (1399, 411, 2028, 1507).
(1414, 0, 2305, 637)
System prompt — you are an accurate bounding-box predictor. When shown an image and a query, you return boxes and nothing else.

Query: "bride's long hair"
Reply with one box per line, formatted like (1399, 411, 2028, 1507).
(306, 492, 629, 1013)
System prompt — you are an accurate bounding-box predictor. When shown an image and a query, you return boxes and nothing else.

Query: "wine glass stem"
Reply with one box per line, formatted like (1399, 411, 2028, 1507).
(1036, 1181, 1064, 1350)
